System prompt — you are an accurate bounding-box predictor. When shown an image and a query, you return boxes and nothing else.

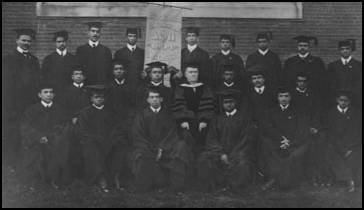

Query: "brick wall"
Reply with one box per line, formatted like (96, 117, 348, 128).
(2, 2, 362, 67)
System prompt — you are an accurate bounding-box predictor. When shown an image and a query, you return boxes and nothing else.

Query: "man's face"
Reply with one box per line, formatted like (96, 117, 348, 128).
(71, 71, 85, 84)
(337, 96, 350, 109)
(149, 67, 163, 83)
(184, 67, 199, 83)
(186, 33, 198, 46)
(113, 64, 126, 79)
(88, 27, 101, 42)
(223, 99, 236, 113)
(223, 71, 234, 83)
(297, 42, 310, 55)
(38, 88, 55, 103)
(296, 76, 308, 90)
(251, 75, 265, 87)
(220, 39, 231, 51)
(278, 92, 291, 106)
(16, 35, 32, 51)
(127, 33, 137, 45)
(340, 46, 352, 59)
(91, 94, 105, 106)
(55, 37, 67, 51)
(257, 38, 269, 51)
(147, 92, 163, 108)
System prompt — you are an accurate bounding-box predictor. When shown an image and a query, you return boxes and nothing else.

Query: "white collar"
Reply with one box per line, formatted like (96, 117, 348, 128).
(221, 50, 231, 56)
(180, 82, 203, 88)
(337, 105, 348, 114)
(41, 100, 53, 108)
(341, 56, 352, 65)
(151, 81, 163, 86)
(56, 48, 67, 56)
(254, 86, 265, 94)
(127, 43, 137, 52)
(92, 104, 104, 110)
(150, 106, 161, 113)
(73, 82, 84, 88)
(17, 46, 29, 54)
(280, 104, 289, 111)
(258, 49, 269, 56)
(89, 40, 99, 47)
(114, 78, 125, 85)
(226, 109, 237, 117)
(224, 82, 235, 87)
(187, 44, 197, 52)
(298, 53, 310, 59)
(296, 87, 307, 93)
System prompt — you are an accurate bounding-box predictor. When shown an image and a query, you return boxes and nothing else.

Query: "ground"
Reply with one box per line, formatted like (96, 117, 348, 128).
(2, 165, 362, 208)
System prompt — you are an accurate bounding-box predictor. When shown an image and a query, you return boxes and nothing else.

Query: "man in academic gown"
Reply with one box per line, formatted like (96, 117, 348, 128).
(42, 30, 77, 91)
(132, 88, 191, 192)
(197, 89, 255, 192)
(76, 22, 112, 85)
(246, 31, 281, 88)
(2, 28, 41, 168)
(328, 39, 362, 108)
(210, 34, 245, 90)
(114, 27, 145, 92)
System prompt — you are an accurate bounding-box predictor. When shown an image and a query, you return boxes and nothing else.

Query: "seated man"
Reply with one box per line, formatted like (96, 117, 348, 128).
(132, 88, 191, 193)
(261, 87, 311, 191)
(20, 83, 69, 190)
(197, 89, 255, 192)
(323, 89, 362, 192)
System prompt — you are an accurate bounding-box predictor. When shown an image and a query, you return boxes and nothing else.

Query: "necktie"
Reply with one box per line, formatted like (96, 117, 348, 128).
(23, 51, 30, 58)
(92, 44, 96, 48)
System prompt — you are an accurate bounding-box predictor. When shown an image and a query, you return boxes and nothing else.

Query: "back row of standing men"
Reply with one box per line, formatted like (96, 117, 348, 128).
(2, 21, 362, 192)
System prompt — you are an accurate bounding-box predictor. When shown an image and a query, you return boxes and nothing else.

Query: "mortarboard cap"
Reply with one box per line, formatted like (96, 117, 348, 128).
(247, 65, 266, 77)
(185, 27, 200, 36)
(256, 31, 273, 41)
(335, 89, 353, 99)
(184, 61, 200, 70)
(145, 61, 168, 73)
(85, 84, 109, 95)
(38, 82, 55, 92)
(112, 58, 127, 67)
(338, 39, 356, 51)
(14, 28, 36, 39)
(71, 64, 85, 72)
(277, 86, 291, 94)
(216, 89, 242, 101)
(85, 22, 104, 29)
(126, 27, 141, 38)
(222, 63, 234, 72)
(53, 30, 69, 41)
(293, 35, 318, 46)
(220, 34, 235, 47)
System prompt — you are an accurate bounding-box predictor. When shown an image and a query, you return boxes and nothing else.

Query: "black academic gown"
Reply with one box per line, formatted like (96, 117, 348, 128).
(181, 46, 211, 86)
(114, 46, 145, 91)
(76, 43, 112, 85)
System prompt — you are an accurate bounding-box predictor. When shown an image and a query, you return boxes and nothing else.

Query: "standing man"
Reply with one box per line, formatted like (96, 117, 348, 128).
(181, 27, 211, 87)
(42, 30, 77, 91)
(210, 34, 245, 91)
(3, 28, 41, 168)
(76, 22, 112, 85)
(114, 27, 145, 92)
(246, 32, 281, 88)
(328, 39, 362, 108)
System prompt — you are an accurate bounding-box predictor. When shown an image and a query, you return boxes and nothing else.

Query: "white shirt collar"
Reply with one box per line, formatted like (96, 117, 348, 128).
(180, 82, 203, 88)
(224, 82, 235, 87)
(73, 82, 84, 88)
(41, 100, 53, 108)
(298, 53, 310, 59)
(187, 44, 197, 52)
(280, 104, 289, 111)
(296, 87, 307, 93)
(337, 105, 348, 114)
(226, 109, 237, 117)
(151, 81, 163, 86)
(258, 49, 269, 56)
(89, 40, 99, 47)
(254, 86, 265, 94)
(114, 78, 125, 85)
(17, 46, 29, 54)
(341, 56, 352, 65)
(56, 48, 67, 56)
(150, 106, 161, 113)
(92, 104, 104, 110)
(127, 43, 136, 52)
(221, 50, 231, 56)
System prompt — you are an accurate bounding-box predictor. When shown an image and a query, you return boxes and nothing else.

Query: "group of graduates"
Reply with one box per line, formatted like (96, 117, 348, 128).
(2, 21, 362, 194)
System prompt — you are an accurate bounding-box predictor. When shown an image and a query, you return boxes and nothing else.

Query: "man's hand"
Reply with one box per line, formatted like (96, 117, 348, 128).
(199, 122, 207, 132)
(181, 122, 190, 130)
(221, 154, 230, 165)
(40, 136, 48, 144)
(72, 117, 78, 125)
(345, 150, 353, 158)
(156, 149, 163, 161)
(310, 127, 318, 134)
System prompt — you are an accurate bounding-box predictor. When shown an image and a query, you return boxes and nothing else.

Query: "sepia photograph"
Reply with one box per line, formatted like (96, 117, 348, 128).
(2, 2, 362, 208)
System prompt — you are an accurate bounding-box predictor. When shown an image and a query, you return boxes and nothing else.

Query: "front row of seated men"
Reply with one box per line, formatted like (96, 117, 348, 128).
(18, 61, 361, 194)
